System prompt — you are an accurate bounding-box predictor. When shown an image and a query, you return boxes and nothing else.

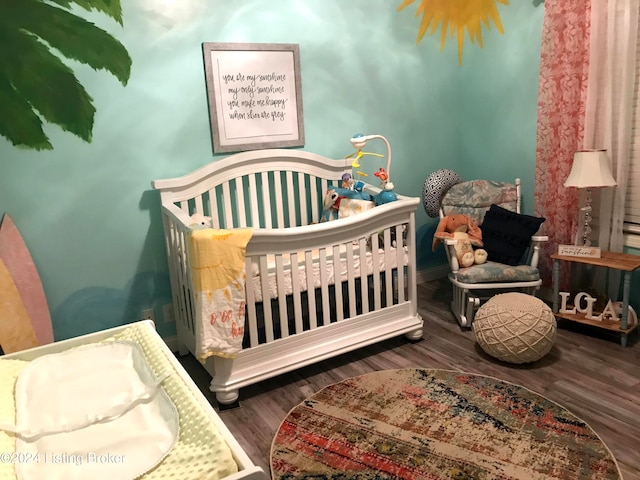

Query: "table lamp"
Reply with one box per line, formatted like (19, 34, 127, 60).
(564, 149, 617, 246)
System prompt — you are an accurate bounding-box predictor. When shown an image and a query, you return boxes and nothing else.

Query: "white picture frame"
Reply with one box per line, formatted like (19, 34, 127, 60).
(202, 42, 305, 153)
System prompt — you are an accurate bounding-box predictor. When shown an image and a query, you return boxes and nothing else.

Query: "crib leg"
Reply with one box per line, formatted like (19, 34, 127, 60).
(215, 389, 240, 406)
(404, 325, 423, 342)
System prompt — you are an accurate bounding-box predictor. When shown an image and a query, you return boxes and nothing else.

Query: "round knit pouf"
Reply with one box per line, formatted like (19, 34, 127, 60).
(473, 293, 557, 364)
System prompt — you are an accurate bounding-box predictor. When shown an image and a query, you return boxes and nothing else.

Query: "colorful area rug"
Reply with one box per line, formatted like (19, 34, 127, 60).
(270, 369, 621, 479)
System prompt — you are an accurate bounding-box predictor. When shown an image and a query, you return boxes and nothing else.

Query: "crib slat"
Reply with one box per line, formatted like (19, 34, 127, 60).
(345, 242, 356, 318)
(308, 176, 319, 224)
(359, 237, 369, 315)
(194, 195, 204, 216)
(318, 248, 330, 326)
(244, 257, 259, 347)
(406, 215, 418, 311)
(260, 172, 272, 229)
(259, 256, 274, 343)
(235, 178, 247, 228)
(178, 225, 194, 333)
(275, 255, 289, 338)
(370, 233, 381, 311)
(332, 244, 344, 322)
(209, 187, 220, 229)
(273, 171, 285, 228)
(286, 171, 295, 228)
(222, 182, 233, 229)
(248, 174, 260, 228)
(395, 225, 405, 302)
(297, 173, 308, 225)
(304, 250, 317, 329)
(290, 253, 303, 334)
(383, 229, 393, 307)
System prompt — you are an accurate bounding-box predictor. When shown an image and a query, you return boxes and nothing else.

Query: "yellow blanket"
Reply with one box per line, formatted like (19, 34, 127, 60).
(188, 228, 253, 361)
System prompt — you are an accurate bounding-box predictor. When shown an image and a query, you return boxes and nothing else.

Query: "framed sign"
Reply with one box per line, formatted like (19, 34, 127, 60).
(202, 42, 305, 153)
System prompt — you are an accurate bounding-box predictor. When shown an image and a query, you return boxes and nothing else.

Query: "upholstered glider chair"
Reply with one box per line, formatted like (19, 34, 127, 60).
(423, 169, 548, 328)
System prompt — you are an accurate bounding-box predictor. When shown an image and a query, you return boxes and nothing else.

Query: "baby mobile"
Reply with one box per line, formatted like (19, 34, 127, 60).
(321, 133, 398, 222)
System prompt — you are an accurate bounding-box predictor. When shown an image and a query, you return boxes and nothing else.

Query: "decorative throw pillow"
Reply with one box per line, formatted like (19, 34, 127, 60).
(480, 204, 545, 266)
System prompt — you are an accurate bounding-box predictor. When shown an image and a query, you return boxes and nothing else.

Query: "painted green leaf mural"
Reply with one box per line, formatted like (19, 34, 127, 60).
(0, 0, 132, 150)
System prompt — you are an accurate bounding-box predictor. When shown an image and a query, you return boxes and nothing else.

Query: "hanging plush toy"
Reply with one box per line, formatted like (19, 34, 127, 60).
(433, 214, 487, 268)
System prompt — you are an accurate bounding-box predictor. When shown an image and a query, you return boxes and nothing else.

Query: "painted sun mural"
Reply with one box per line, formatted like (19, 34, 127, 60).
(398, 0, 509, 65)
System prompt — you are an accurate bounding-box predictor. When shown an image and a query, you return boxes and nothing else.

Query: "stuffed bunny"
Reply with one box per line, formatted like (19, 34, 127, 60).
(433, 214, 487, 268)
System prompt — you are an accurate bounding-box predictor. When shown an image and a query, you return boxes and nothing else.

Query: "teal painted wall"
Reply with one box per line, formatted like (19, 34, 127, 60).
(0, 1, 545, 340)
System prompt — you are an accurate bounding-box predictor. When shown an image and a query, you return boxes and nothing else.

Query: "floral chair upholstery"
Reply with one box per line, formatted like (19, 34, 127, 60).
(423, 169, 548, 328)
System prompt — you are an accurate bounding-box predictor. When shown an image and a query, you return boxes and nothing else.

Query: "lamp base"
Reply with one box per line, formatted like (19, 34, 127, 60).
(580, 187, 593, 246)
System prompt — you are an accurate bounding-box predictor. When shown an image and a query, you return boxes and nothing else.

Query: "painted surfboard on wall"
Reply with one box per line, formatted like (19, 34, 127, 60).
(0, 258, 39, 353)
(0, 214, 53, 349)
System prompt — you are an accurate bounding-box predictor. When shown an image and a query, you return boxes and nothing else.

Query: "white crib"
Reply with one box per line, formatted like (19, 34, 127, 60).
(152, 148, 423, 405)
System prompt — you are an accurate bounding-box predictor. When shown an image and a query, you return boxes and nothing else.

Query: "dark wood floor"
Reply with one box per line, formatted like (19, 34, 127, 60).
(180, 279, 640, 480)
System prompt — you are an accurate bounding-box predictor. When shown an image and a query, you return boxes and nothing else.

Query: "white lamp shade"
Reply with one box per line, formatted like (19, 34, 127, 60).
(564, 150, 617, 188)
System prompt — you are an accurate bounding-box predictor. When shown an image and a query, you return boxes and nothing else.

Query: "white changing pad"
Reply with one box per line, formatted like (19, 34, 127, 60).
(11, 341, 179, 480)
(0, 323, 240, 480)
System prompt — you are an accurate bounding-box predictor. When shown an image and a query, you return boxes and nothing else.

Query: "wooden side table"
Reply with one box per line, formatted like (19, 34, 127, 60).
(551, 250, 640, 347)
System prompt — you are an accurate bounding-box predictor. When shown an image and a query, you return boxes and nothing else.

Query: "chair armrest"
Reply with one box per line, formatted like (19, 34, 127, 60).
(531, 235, 549, 243)
(528, 235, 548, 268)
(444, 238, 460, 272)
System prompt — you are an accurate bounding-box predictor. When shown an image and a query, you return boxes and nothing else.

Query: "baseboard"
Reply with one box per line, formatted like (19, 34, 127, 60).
(163, 335, 179, 353)
(416, 264, 450, 284)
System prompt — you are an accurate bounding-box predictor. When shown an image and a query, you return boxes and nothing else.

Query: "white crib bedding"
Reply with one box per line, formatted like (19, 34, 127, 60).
(0, 323, 238, 480)
(249, 244, 408, 302)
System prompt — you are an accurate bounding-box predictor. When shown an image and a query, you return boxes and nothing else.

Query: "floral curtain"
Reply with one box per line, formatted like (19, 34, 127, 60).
(534, 0, 592, 286)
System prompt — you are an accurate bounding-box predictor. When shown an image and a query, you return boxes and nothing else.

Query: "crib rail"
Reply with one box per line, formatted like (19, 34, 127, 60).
(242, 201, 417, 348)
(152, 149, 352, 229)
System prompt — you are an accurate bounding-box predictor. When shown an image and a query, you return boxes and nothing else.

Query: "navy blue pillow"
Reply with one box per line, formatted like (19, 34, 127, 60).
(480, 204, 545, 266)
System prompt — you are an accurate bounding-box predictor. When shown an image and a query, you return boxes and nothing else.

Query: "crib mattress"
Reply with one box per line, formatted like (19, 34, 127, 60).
(249, 244, 408, 302)
(0, 323, 239, 480)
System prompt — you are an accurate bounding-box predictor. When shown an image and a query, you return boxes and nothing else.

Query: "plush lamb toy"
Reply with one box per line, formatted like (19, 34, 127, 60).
(190, 212, 212, 228)
(433, 214, 487, 268)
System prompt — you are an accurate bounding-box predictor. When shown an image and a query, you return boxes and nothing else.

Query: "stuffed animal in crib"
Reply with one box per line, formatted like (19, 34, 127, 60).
(321, 190, 341, 222)
(190, 212, 212, 228)
(432, 214, 487, 268)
